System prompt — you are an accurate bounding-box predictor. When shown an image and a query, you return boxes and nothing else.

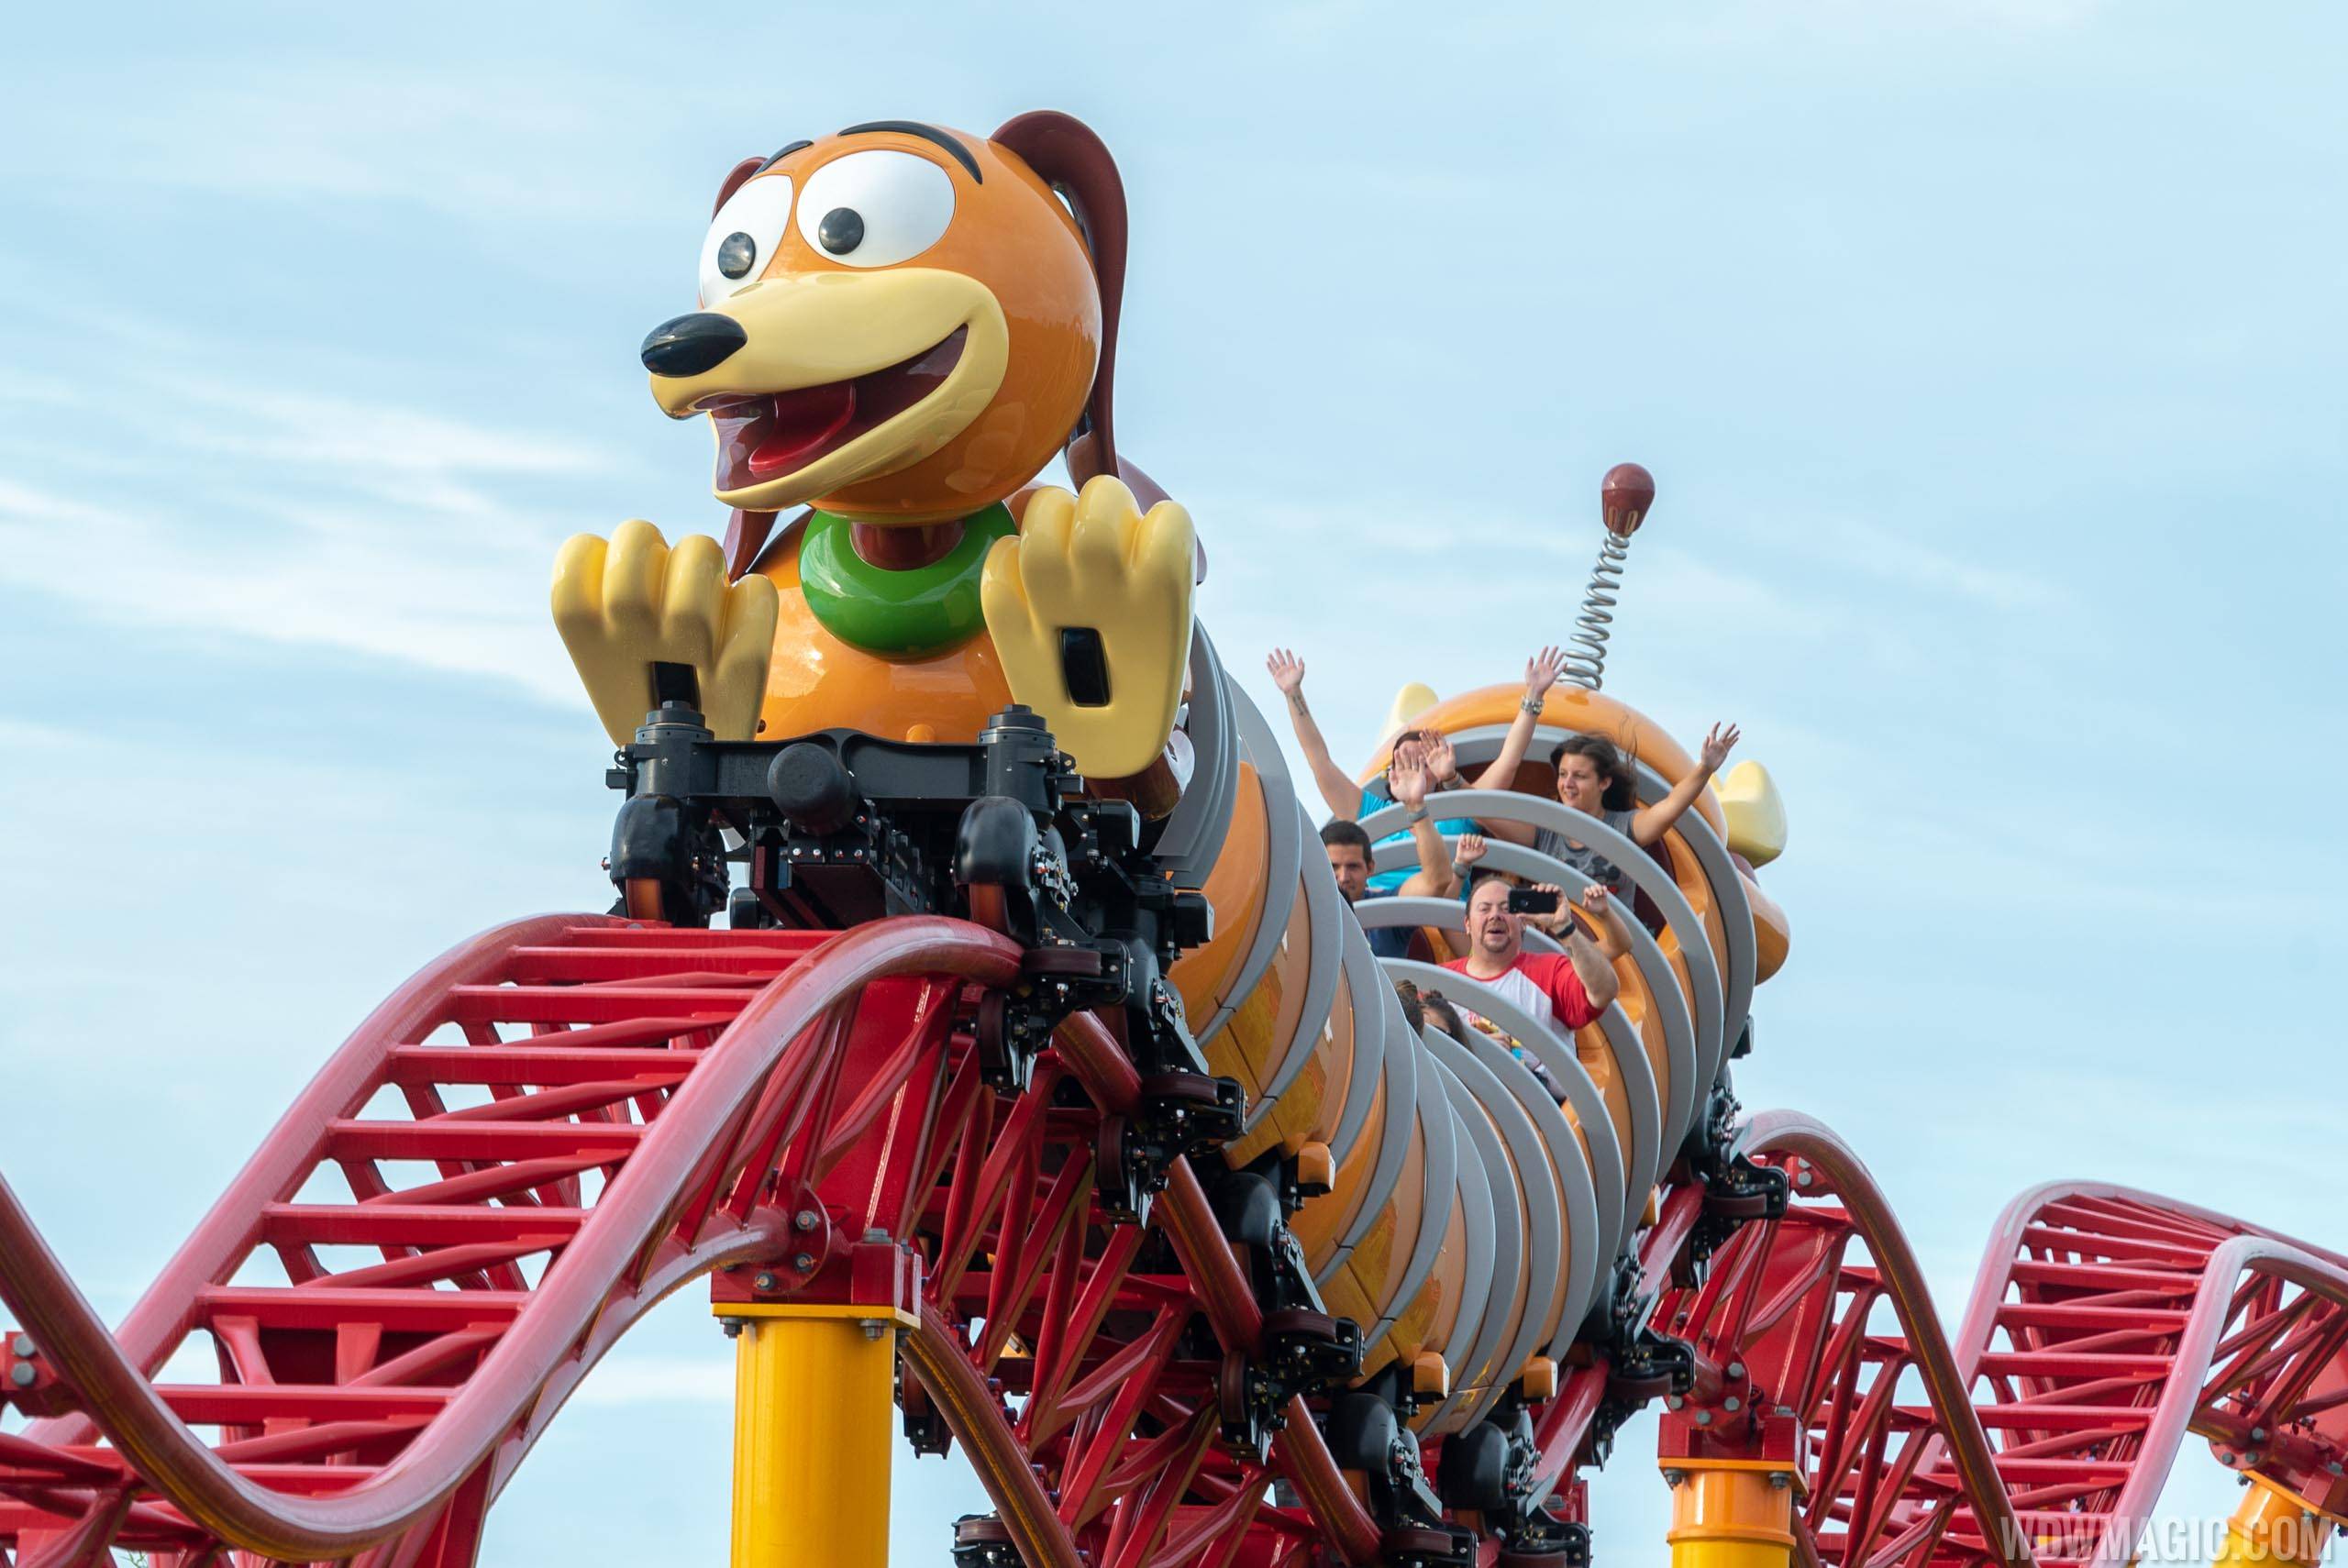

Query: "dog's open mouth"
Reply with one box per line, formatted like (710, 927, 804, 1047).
(703, 326, 969, 492)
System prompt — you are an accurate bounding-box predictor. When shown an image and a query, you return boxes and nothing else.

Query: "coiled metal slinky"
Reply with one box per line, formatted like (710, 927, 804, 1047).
(1560, 462, 1656, 691)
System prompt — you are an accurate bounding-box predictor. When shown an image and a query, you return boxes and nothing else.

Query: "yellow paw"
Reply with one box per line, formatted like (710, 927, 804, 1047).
(550, 521, 778, 745)
(980, 475, 1195, 778)
(1383, 680, 1440, 737)
(1714, 759, 1786, 867)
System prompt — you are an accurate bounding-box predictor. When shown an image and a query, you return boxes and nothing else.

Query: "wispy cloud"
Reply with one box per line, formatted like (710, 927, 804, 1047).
(161, 384, 614, 480)
(0, 472, 583, 704)
(0, 300, 632, 710)
(0, 61, 681, 226)
(1807, 514, 2066, 613)
(1891, 0, 2106, 28)
(1661, 0, 2109, 47)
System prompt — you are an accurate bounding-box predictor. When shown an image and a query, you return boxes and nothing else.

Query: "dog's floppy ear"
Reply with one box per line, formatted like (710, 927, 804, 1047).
(712, 156, 764, 217)
(992, 112, 1167, 513)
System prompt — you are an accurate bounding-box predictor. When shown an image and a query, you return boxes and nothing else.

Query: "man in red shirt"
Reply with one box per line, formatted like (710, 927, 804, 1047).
(1442, 873, 1624, 1038)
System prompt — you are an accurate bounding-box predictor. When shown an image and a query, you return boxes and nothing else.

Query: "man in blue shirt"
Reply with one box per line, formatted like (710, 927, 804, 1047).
(1320, 746, 1465, 959)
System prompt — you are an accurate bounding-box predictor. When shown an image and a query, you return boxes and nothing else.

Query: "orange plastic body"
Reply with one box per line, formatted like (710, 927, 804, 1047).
(748, 515, 1015, 745)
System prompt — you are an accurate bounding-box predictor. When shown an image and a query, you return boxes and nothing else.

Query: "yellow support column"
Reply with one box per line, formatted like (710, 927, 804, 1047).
(723, 1302, 917, 1568)
(1662, 1460, 1798, 1568)
(2212, 1475, 2332, 1568)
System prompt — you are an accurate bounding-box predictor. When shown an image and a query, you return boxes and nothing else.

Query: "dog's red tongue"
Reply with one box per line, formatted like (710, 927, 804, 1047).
(748, 381, 856, 478)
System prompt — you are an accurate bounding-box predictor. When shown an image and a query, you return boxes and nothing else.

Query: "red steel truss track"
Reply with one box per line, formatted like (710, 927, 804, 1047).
(0, 916, 1375, 1567)
(6, 926, 2345, 1566)
(1656, 1111, 2348, 1568)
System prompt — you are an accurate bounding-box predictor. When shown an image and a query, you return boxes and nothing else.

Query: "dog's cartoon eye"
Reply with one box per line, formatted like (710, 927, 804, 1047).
(794, 150, 953, 269)
(697, 174, 793, 304)
(815, 208, 864, 255)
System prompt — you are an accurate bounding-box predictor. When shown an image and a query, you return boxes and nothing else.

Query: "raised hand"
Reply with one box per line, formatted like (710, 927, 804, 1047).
(1524, 646, 1567, 698)
(1267, 647, 1306, 697)
(1455, 834, 1488, 868)
(1699, 722, 1742, 773)
(1390, 753, 1430, 811)
(1578, 883, 1613, 917)
(1423, 730, 1459, 784)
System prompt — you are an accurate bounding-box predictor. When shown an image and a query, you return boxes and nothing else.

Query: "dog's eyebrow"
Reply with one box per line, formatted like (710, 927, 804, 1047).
(836, 120, 982, 183)
(756, 140, 814, 174)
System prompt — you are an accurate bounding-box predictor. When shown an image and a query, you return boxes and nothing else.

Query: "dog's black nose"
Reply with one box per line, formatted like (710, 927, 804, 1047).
(640, 313, 748, 377)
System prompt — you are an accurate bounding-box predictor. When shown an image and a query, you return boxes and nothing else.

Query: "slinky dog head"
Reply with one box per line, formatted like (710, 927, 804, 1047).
(641, 113, 1135, 552)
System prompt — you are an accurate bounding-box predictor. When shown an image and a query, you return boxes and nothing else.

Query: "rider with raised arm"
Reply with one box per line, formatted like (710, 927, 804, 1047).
(1271, 647, 1580, 889)
(1468, 676, 1742, 904)
(1268, 647, 1480, 889)
(1321, 743, 1462, 958)
(1266, 646, 1367, 824)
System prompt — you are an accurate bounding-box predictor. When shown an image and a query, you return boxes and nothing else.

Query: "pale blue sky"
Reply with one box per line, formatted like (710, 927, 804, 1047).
(3, 1, 2343, 1562)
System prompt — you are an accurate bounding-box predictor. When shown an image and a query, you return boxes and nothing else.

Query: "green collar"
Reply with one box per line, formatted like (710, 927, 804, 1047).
(797, 502, 1016, 658)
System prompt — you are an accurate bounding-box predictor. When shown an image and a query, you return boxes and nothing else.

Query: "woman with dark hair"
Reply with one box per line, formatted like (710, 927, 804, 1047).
(1416, 989, 1474, 1048)
(1470, 709, 1740, 904)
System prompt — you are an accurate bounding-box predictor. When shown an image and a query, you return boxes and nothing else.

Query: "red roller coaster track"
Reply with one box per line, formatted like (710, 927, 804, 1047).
(1659, 1115, 2348, 1567)
(4, 920, 2345, 1565)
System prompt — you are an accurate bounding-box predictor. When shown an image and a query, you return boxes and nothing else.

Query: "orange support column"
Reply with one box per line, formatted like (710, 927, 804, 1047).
(2211, 1475, 2332, 1568)
(1661, 1460, 1798, 1568)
